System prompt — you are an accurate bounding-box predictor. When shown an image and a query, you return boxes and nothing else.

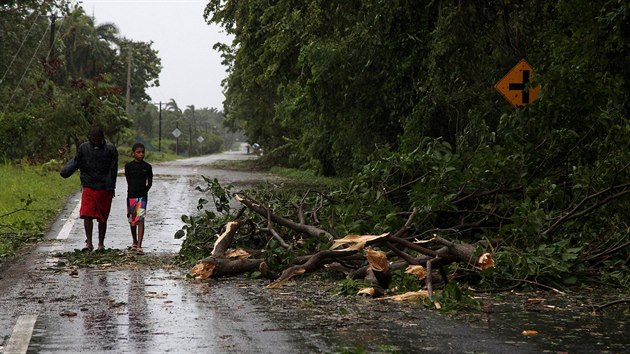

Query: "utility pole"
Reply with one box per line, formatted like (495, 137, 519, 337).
(45, 14, 58, 93)
(188, 120, 192, 156)
(192, 107, 197, 156)
(159, 101, 163, 152)
(125, 47, 132, 114)
(175, 120, 179, 155)
(46, 14, 56, 64)
(153, 101, 163, 152)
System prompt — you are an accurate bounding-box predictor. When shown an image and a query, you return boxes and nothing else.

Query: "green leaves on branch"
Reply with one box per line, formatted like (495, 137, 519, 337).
(176, 177, 235, 265)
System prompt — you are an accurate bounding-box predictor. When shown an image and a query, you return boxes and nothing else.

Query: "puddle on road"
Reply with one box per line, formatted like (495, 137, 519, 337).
(464, 290, 630, 353)
(26, 268, 221, 352)
(25, 267, 323, 353)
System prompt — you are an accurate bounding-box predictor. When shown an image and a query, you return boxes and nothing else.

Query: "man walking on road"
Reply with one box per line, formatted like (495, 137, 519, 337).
(60, 125, 118, 251)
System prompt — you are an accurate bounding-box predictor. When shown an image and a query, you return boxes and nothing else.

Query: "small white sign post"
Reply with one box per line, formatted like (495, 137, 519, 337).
(196, 136, 204, 155)
(172, 128, 182, 155)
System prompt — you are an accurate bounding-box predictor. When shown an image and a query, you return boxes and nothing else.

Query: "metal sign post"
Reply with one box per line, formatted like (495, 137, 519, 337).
(172, 128, 182, 155)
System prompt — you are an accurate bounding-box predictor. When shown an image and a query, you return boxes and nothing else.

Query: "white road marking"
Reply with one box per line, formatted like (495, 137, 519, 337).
(56, 200, 81, 240)
(3, 314, 37, 354)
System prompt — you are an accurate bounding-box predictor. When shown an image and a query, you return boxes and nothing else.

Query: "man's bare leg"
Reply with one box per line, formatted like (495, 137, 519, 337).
(97, 221, 107, 250)
(84, 218, 94, 250)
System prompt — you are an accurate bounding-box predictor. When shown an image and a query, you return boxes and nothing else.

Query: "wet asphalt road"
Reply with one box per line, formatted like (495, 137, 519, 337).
(0, 152, 328, 353)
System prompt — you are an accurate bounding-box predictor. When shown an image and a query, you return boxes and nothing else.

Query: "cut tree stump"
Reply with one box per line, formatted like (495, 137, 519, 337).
(192, 219, 268, 279)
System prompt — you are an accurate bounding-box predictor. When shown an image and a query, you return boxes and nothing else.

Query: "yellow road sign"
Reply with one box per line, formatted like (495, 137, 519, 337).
(495, 59, 540, 107)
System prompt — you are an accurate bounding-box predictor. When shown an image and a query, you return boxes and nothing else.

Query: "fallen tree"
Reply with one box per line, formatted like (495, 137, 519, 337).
(190, 191, 496, 299)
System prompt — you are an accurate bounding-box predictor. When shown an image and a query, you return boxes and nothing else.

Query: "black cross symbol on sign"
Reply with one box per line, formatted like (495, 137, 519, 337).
(508, 70, 531, 104)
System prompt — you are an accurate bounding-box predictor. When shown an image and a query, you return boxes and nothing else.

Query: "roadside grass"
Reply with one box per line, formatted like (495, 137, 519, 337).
(206, 157, 345, 189)
(147, 150, 181, 163)
(207, 157, 268, 171)
(269, 166, 345, 189)
(0, 163, 80, 257)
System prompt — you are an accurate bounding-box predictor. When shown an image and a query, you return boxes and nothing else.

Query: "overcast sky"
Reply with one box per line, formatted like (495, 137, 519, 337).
(77, 0, 232, 111)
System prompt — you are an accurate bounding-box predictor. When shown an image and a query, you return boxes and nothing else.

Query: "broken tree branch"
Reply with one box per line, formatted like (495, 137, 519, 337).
(543, 183, 630, 237)
(263, 206, 291, 249)
(268, 249, 356, 288)
(235, 192, 334, 240)
(212, 220, 242, 257)
(595, 299, 630, 313)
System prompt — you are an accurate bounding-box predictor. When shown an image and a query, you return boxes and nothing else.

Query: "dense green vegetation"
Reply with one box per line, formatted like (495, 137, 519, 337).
(207, 0, 630, 175)
(1, 1, 154, 160)
(185, 1, 630, 289)
(0, 1, 237, 162)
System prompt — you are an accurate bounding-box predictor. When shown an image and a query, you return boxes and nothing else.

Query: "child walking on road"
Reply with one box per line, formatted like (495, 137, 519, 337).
(125, 143, 153, 255)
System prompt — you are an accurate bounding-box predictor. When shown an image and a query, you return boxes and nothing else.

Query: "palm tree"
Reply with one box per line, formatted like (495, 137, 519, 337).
(165, 98, 181, 114)
(186, 104, 197, 155)
(59, 7, 120, 79)
(88, 21, 120, 75)
(59, 8, 92, 78)
(165, 98, 183, 130)
(163, 98, 183, 153)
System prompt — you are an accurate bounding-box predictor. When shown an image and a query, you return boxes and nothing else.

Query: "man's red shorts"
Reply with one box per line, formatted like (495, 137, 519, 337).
(80, 187, 114, 223)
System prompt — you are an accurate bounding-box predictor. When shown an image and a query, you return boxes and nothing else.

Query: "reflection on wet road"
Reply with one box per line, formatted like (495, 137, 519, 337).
(20, 268, 304, 353)
(0, 152, 324, 353)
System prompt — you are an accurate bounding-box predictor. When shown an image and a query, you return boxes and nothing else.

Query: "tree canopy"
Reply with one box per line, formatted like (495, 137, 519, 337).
(206, 0, 629, 175)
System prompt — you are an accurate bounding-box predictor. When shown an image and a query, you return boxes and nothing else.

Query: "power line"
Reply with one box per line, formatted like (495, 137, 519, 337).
(0, 6, 46, 86)
(24, 14, 67, 112)
(3, 21, 52, 115)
